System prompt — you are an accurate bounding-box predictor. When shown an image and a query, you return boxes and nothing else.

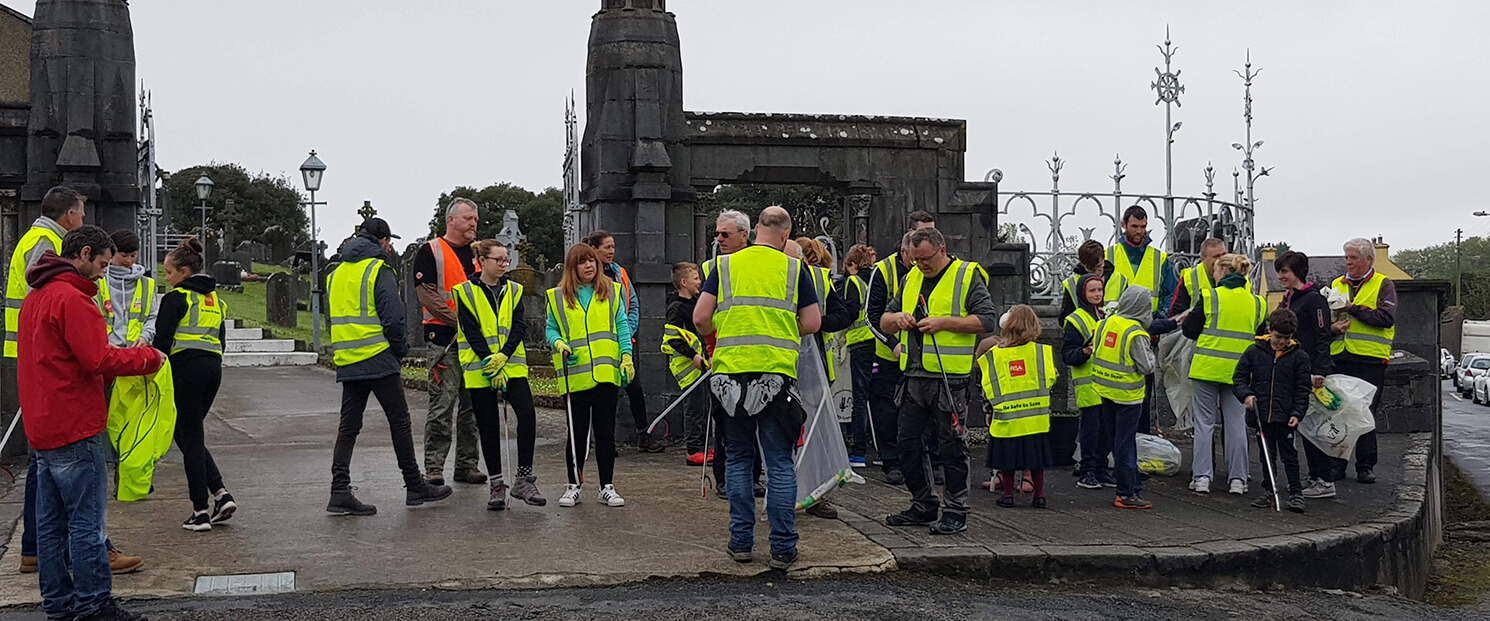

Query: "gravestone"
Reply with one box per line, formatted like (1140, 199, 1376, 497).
(266, 272, 298, 328)
(211, 260, 242, 286)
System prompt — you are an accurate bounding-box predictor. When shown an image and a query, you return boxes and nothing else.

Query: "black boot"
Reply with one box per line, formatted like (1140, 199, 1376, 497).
(406, 480, 454, 506)
(638, 429, 667, 454)
(327, 490, 377, 516)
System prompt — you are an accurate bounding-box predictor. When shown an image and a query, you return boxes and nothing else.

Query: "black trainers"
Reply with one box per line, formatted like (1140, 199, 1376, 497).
(637, 430, 667, 453)
(1076, 473, 1102, 489)
(929, 514, 968, 535)
(1251, 494, 1274, 509)
(1287, 494, 1306, 514)
(729, 547, 753, 563)
(885, 509, 938, 527)
(327, 490, 377, 516)
(78, 599, 148, 621)
(883, 469, 906, 486)
(1357, 469, 1376, 484)
(406, 481, 454, 506)
(768, 549, 798, 570)
(209, 492, 237, 524)
(182, 512, 211, 532)
(1097, 471, 1118, 488)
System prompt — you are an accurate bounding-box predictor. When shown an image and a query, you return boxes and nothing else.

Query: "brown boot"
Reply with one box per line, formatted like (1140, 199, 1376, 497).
(425, 471, 446, 486)
(454, 468, 488, 484)
(805, 500, 839, 519)
(109, 549, 143, 574)
(18, 556, 36, 574)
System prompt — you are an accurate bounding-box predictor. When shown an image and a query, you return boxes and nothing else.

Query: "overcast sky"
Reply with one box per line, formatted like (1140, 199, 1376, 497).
(8, 0, 1488, 255)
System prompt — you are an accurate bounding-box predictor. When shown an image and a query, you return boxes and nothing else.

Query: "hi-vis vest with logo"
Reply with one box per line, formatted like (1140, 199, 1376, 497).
(897, 259, 978, 375)
(1091, 315, 1148, 404)
(454, 280, 528, 389)
(805, 265, 838, 382)
(171, 289, 226, 356)
(845, 274, 873, 346)
(4, 221, 64, 358)
(1064, 307, 1101, 409)
(329, 258, 390, 366)
(710, 246, 803, 378)
(96, 277, 156, 343)
(547, 283, 623, 393)
(661, 324, 706, 389)
(873, 253, 903, 361)
(1189, 286, 1265, 384)
(422, 237, 475, 326)
(977, 341, 1056, 438)
(1330, 273, 1396, 360)
(1106, 244, 1166, 313)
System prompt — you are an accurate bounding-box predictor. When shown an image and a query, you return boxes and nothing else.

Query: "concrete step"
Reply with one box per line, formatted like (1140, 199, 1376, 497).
(224, 319, 237, 330)
(225, 339, 296, 353)
(222, 352, 318, 368)
(226, 327, 263, 341)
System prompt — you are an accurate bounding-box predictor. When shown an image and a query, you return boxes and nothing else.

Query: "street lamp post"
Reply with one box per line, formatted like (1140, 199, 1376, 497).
(299, 151, 327, 354)
(194, 176, 214, 251)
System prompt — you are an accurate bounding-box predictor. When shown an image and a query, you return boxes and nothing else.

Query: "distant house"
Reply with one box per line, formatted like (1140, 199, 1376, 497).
(1260, 236, 1413, 308)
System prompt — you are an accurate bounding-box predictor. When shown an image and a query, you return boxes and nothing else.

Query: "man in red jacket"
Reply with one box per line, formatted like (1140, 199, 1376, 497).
(19, 226, 163, 621)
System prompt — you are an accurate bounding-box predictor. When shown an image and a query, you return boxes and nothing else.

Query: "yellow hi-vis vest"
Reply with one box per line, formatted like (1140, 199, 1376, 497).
(96, 276, 156, 342)
(1061, 274, 1085, 311)
(1064, 307, 1102, 409)
(1091, 315, 1148, 404)
(661, 324, 706, 389)
(1106, 244, 1166, 314)
(806, 265, 838, 382)
(329, 258, 390, 366)
(171, 288, 226, 356)
(872, 253, 905, 361)
(844, 274, 873, 346)
(978, 341, 1056, 438)
(547, 283, 623, 393)
(454, 280, 528, 389)
(1189, 286, 1265, 384)
(107, 359, 177, 502)
(898, 259, 978, 375)
(1182, 264, 1254, 304)
(711, 246, 803, 378)
(4, 220, 65, 358)
(1330, 272, 1396, 360)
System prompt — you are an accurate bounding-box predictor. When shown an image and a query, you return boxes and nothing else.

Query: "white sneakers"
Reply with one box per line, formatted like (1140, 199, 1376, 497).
(1189, 476, 1211, 494)
(558, 484, 626, 508)
(1302, 479, 1338, 499)
(599, 484, 626, 507)
(1229, 479, 1247, 495)
(559, 484, 582, 507)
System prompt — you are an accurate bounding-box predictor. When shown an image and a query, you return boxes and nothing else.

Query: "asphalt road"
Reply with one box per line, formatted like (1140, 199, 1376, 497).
(1444, 379, 1490, 491)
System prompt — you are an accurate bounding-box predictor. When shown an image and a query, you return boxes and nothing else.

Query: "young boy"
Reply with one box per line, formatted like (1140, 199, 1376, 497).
(664, 263, 713, 467)
(1232, 308, 1312, 513)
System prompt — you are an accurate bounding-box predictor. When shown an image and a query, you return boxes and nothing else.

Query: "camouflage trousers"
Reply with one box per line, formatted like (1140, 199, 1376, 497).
(424, 345, 481, 474)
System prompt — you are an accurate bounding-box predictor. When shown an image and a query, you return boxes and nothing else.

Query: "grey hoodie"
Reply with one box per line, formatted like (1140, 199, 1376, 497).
(104, 263, 159, 347)
(334, 233, 408, 383)
(1116, 285, 1157, 377)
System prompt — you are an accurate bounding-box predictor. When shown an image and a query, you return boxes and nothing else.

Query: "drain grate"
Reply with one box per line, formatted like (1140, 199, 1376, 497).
(194, 571, 296, 596)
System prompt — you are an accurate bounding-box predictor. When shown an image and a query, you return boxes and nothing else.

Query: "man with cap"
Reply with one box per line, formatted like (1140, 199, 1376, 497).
(326, 218, 452, 515)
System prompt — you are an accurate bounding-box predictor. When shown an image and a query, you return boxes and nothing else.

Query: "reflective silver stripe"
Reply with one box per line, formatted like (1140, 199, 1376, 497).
(949, 261, 972, 317)
(717, 253, 800, 314)
(716, 334, 800, 350)
(847, 319, 868, 330)
(358, 260, 379, 316)
(484, 335, 503, 348)
(175, 326, 216, 336)
(3, 332, 17, 342)
(809, 268, 827, 315)
(549, 289, 572, 338)
(720, 295, 798, 313)
(673, 366, 697, 384)
(1346, 332, 1394, 346)
(1067, 315, 1092, 342)
(589, 356, 621, 368)
(930, 345, 975, 358)
(1205, 288, 1222, 331)
(173, 341, 222, 353)
(187, 292, 199, 326)
(1201, 327, 1256, 340)
(510, 354, 526, 366)
(5, 298, 23, 309)
(333, 334, 388, 351)
(1072, 376, 1095, 386)
(463, 361, 484, 372)
(330, 316, 381, 326)
(996, 407, 1052, 422)
(1194, 347, 1244, 361)
(587, 330, 617, 342)
(1093, 376, 1145, 390)
(1093, 358, 1130, 373)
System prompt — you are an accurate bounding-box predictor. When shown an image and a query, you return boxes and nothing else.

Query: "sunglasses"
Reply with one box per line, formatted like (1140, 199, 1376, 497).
(714, 230, 739, 238)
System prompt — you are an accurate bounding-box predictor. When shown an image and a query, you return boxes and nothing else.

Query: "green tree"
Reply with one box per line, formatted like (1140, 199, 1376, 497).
(1395, 235, 1490, 319)
(428, 183, 566, 268)
(163, 163, 307, 249)
(1260, 241, 1292, 254)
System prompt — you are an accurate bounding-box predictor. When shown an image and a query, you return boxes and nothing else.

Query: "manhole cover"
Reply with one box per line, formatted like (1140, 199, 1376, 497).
(194, 571, 296, 596)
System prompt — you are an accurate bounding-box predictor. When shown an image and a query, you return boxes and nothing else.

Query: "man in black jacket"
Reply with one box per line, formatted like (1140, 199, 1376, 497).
(1233, 308, 1312, 513)
(1274, 251, 1342, 499)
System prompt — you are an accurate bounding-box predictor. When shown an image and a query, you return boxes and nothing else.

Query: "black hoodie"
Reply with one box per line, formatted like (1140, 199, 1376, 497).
(665, 290, 700, 360)
(1061, 273, 1104, 371)
(153, 272, 225, 366)
(333, 233, 408, 383)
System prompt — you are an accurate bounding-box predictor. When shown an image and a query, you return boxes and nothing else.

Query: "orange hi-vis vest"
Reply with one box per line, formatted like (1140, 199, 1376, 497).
(422, 237, 477, 326)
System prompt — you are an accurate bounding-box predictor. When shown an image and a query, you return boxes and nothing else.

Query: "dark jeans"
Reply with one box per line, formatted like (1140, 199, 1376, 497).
(846, 348, 874, 458)
(719, 388, 799, 555)
(1107, 399, 1144, 498)
(1139, 375, 1155, 435)
(35, 435, 113, 619)
(1336, 359, 1384, 475)
(566, 384, 619, 486)
(868, 357, 902, 471)
(1257, 421, 1303, 495)
(172, 358, 224, 511)
(333, 374, 423, 491)
(624, 371, 650, 433)
(897, 377, 971, 518)
(1078, 404, 1114, 477)
(468, 378, 539, 479)
(682, 381, 712, 454)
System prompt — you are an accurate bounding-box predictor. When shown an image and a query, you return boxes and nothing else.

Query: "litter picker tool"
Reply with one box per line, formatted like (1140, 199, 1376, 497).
(645, 370, 714, 434)
(559, 348, 582, 486)
(496, 386, 515, 508)
(1257, 427, 1282, 512)
(918, 294, 965, 438)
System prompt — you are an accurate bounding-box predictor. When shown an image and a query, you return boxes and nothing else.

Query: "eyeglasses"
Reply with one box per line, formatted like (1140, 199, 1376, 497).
(483, 256, 511, 265)
(714, 230, 736, 238)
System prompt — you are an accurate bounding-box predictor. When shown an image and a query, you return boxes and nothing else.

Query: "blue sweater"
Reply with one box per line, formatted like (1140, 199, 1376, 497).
(545, 284, 633, 357)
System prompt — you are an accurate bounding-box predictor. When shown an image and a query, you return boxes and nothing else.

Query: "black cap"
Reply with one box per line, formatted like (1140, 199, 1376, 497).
(359, 217, 400, 240)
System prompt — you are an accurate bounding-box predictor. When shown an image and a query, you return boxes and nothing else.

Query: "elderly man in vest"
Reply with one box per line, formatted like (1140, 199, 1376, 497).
(413, 198, 485, 486)
(6, 187, 142, 575)
(694, 206, 821, 570)
(1329, 237, 1396, 485)
(879, 227, 999, 536)
(1104, 205, 1179, 435)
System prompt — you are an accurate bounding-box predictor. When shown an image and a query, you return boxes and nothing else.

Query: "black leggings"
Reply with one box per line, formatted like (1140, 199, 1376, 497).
(467, 378, 538, 480)
(565, 384, 618, 486)
(172, 356, 224, 512)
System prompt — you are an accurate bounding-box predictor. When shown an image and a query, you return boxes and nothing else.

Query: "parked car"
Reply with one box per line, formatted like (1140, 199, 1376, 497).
(1476, 372, 1490, 405)
(1443, 348, 1458, 379)
(1459, 356, 1490, 397)
(1455, 353, 1489, 391)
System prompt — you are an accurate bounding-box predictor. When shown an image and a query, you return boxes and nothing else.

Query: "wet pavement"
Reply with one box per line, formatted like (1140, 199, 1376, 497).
(1443, 379, 1490, 492)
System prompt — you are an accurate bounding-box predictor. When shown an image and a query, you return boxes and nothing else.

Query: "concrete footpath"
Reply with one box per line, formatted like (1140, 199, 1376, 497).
(0, 366, 1434, 604)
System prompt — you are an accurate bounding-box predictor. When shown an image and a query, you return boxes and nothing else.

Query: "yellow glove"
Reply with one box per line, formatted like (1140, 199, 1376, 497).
(554, 340, 577, 366)
(621, 354, 635, 386)
(494, 373, 509, 391)
(483, 353, 508, 377)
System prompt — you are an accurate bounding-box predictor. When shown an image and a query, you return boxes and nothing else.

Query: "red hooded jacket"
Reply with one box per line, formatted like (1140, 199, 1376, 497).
(18, 251, 163, 450)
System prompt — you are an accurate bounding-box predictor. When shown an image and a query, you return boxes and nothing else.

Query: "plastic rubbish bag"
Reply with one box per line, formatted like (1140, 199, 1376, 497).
(793, 338, 863, 512)
(1299, 374, 1378, 459)
(1136, 433, 1182, 476)
(1158, 331, 1197, 430)
(107, 360, 178, 502)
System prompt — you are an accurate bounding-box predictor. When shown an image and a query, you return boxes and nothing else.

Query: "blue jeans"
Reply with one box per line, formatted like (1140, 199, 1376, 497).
(846, 348, 874, 457)
(720, 391, 798, 556)
(34, 435, 113, 618)
(1107, 400, 1144, 499)
(24, 454, 114, 558)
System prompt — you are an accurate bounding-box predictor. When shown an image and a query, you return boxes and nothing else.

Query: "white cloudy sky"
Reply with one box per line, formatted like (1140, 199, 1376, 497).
(8, 1, 1488, 255)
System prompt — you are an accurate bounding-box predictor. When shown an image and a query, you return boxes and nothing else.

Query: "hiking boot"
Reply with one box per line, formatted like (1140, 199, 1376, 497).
(883, 469, 906, 486)
(327, 490, 377, 516)
(1114, 495, 1153, 510)
(1288, 494, 1306, 514)
(19, 556, 35, 574)
(559, 484, 582, 508)
(1189, 476, 1211, 494)
(929, 514, 968, 535)
(406, 481, 454, 506)
(1076, 473, 1102, 489)
(885, 509, 938, 527)
(1302, 479, 1337, 499)
(714, 482, 727, 499)
(637, 431, 667, 454)
(209, 492, 237, 524)
(108, 549, 143, 574)
(805, 500, 838, 519)
(182, 512, 211, 532)
(78, 599, 148, 621)
(425, 471, 446, 487)
(729, 548, 753, 563)
(488, 481, 509, 511)
(511, 476, 547, 506)
(1357, 469, 1376, 484)
(1097, 471, 1117, 488)
(1251, 494, 1274, 509)
(599, 484, 626, 507)
(454, 468, 488, 485)
(768, 549, 799, 570)
(1031, 497, 1048, 509)
(1229, 479, 1247, 495)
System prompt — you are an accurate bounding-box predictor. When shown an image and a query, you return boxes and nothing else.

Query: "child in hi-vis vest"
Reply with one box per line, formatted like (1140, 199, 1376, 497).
(977, 305, 1057, 508)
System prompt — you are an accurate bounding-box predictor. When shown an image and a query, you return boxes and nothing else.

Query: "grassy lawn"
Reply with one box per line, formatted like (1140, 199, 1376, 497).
(399, 365, 559, 396)
(216, 280, 328, 345)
